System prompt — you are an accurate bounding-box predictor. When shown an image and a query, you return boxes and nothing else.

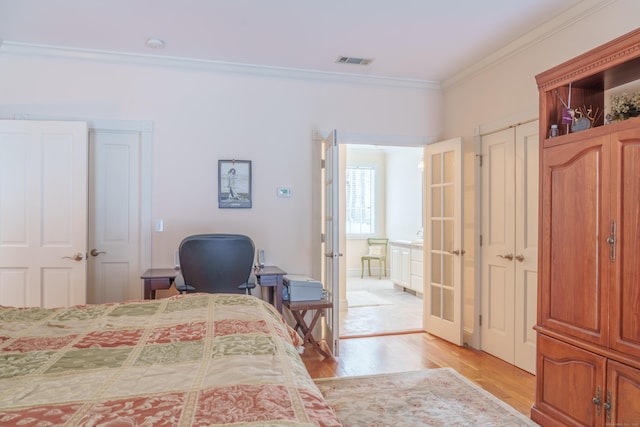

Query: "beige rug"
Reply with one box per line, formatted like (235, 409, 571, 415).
(347, 290, 391, 307)
(315, 368, 538, 426)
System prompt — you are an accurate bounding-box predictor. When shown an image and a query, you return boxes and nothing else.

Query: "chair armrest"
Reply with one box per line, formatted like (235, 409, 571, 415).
(174, 272, 196, 293)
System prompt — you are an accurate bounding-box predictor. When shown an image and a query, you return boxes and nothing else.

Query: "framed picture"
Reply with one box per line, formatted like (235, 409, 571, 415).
(218, 160, 252, 208)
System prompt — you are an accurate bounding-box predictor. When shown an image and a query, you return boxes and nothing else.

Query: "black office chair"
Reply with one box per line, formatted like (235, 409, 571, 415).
(176, 234, 256, 294)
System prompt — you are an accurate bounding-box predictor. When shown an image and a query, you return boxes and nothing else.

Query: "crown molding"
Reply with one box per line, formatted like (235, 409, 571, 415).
(0, 41, 439, 91)
(442, 0, 616, 90)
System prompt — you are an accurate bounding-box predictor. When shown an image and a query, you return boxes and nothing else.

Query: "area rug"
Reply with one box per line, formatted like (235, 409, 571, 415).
(314, 368, 538, 426)
(347, 290, 391, 307)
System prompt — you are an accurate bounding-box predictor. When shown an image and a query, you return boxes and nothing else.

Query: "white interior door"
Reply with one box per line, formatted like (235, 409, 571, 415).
(0, 120, 88, 308)
(481, 121, 538, 374)
(322, 129, 340, 357)
(88, 129, 141, 303)
(424, 137, 464, 345)
(481, 128, 516, 363)
(513, 122, 538, 374)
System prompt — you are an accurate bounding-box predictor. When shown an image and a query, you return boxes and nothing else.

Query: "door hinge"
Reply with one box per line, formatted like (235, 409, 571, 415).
(321, 159, 326, 169)
(476, 154, 483, 167)
(479, 234, 483, 247)
(479, 314, 482, 326)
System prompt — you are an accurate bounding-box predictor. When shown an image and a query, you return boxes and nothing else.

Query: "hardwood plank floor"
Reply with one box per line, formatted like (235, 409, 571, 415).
(302, 332, 536, 418)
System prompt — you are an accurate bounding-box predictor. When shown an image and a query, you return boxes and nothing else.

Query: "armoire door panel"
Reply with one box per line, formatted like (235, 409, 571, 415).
(610, 129, 640, 357)
(540, 135, 610, 346)
(536, 334, 606, 427)
(607, 360, 640, 426)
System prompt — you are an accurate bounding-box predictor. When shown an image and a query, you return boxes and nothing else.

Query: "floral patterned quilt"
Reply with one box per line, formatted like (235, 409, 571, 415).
(0, 293, 341, 426)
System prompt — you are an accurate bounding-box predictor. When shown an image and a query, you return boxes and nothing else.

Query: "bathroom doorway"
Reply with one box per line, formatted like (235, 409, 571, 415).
(341, 144, 424, 337)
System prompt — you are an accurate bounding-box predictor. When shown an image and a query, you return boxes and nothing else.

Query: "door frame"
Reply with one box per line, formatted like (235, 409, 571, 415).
(312, 129, 432, 336)
(14, 114, 153, 297)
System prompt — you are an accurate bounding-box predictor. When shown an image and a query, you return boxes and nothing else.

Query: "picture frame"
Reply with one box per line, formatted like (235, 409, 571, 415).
(218, 160, 252, 208)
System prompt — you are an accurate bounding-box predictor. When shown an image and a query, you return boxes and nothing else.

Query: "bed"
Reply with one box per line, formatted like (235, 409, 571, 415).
(0, 293, 342, 426)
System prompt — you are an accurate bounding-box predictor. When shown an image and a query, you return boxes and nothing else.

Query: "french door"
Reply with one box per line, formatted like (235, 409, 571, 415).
(424, 137, 464, 345)
(322, 130, 340, 356)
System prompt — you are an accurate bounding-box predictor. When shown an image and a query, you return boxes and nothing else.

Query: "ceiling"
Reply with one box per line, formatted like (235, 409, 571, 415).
(0, 0, 586, 83)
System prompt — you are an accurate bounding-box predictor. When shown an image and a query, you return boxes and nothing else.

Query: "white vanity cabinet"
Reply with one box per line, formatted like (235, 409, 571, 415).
(409, 247, 423, 293)
(390, 241, 423, 295)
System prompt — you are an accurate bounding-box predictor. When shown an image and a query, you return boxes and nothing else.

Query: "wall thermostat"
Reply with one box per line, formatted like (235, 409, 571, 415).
(277, 187, 292, 198)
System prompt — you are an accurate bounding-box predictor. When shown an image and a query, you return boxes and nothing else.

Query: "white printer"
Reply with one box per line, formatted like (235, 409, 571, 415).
(283, 275, 326, 302)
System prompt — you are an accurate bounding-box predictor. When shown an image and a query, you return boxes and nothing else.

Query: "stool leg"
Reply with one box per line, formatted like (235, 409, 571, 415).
(361, 258, 364, 278)
(368, 259, 372, 277)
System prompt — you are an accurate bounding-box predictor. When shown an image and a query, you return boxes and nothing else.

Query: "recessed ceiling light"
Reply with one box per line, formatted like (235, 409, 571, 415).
(145, 38, 166, 49)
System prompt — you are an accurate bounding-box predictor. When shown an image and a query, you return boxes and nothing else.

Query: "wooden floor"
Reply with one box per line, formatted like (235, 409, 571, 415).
(302, 332, 536, 417)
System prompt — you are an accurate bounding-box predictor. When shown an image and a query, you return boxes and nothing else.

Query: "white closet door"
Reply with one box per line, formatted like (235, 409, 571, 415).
(481, 121, 538, 374)
(88, 129, 141, 304)
(513, 121, 538, 374)
(481, 127, 516, 363)
(0, 120, 88, 308)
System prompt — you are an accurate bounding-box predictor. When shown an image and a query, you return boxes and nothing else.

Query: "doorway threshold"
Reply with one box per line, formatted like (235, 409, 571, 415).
(340, 329, 425, 339)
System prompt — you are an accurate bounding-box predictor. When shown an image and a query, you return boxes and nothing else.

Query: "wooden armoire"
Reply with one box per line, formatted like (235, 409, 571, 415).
(531, 28, 640, 426)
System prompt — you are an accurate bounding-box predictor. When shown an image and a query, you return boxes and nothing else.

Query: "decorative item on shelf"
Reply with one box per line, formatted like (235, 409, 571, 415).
(554, 84, 574, 135)
(570, 105, 602, 132)
(609, 91, 640, 122)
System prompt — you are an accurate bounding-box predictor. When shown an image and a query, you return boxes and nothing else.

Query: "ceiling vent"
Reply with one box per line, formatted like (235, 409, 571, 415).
(336, 56, 374, 66)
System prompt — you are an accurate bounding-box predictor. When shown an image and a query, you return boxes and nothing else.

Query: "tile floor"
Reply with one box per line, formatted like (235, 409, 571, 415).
(340, 277, 423, 337)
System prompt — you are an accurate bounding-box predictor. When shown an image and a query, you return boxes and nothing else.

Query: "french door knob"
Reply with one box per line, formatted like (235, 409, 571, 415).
(447, 249, 465, 256)
(90, 249, 107, 257)
(515, 254, 524, 262)
(497, 253, 514, 261)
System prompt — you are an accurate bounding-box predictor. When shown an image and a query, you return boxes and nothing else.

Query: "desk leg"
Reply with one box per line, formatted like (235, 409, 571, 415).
(143, 278, 173, 300)
(274, 276, 283, 313)
(143, 279, 154, 300)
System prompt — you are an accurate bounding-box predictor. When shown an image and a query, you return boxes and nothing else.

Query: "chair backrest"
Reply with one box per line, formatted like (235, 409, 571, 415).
(367, 238, 388, 256)
(178, 234, 255, 294)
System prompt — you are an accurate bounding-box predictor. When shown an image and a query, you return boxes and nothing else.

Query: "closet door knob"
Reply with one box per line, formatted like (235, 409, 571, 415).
(515, 254, 524, 262)
(497, 253, 513, 261)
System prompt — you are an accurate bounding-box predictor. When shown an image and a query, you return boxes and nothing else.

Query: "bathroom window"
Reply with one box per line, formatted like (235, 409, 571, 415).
(346, 166, 376, 235)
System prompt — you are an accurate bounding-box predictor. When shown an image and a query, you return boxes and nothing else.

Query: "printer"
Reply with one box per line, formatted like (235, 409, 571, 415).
(283, 275, 326, 302)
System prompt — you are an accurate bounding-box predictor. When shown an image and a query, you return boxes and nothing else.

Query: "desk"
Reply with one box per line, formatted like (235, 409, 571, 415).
(254, 266, 287, 313)
(140, 268, 177, 300)
(284, 298, 333, 359)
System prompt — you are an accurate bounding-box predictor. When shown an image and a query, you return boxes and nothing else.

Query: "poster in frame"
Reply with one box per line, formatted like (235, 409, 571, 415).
(218, 160, 252, 208)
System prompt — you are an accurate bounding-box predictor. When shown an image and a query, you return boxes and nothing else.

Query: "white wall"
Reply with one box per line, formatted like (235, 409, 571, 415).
(0, 51, 440, 277)
(385, 147, 424, 241)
